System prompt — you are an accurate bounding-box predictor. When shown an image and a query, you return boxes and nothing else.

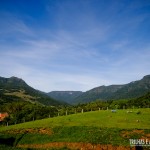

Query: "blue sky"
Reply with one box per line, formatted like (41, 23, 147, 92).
(0, 0, 150, 92)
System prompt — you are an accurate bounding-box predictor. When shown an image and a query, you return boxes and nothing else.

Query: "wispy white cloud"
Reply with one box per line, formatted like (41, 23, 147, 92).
(0, 12, 34, 38)
(0, 0, 150, 92)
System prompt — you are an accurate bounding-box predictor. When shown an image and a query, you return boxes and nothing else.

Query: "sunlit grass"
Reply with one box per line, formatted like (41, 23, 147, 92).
(0, 108, 149, 132)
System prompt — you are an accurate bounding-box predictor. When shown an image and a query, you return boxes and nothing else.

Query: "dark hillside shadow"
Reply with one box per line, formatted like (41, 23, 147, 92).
(0, 137, 15, 146)
(0, 133, 26, 147)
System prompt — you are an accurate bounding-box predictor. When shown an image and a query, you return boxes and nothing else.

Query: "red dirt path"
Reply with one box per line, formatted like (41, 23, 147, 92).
(17, 142, 137, 150)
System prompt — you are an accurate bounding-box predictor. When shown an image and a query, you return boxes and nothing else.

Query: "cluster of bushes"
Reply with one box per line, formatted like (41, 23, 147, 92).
(0, 101, 58, 126)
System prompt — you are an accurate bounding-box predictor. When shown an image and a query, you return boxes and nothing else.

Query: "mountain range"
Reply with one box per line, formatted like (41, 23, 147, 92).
(0, 75, 150, 105)
(47, 91, 83, 104)
(48, 75, 150, 104)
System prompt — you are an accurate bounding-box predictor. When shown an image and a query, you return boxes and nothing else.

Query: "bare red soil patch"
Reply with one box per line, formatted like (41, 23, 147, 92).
(121, 130, 150, 140)
(4, 128, 53, 135)
(17, 142, 136, 150)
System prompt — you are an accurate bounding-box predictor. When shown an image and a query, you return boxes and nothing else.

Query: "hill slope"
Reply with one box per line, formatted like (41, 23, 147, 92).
(0, 109, 149, 150)
(0, 76, 63, 106)
(0, 108, 149, 130)
(47, 91, 83, 104)
(74, 75, 150, 104)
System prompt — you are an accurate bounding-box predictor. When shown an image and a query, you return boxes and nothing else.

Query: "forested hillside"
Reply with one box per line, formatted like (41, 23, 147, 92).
(0, 76, 64, 106)
(74, 75, 150, 104)
(47, 91, 83, 104)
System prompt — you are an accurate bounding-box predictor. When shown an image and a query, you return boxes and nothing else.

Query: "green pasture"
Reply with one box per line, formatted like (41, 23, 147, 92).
(0, 108, 150, 131)
(0, 108, 150, 149)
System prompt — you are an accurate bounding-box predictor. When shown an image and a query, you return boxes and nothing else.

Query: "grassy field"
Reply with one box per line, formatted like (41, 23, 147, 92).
(0, 108, 150, 131)
(0, 108, 150, 150)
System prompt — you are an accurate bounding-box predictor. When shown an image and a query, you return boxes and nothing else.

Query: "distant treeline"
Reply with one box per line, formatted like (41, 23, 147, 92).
(0, 92, 150, 126)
